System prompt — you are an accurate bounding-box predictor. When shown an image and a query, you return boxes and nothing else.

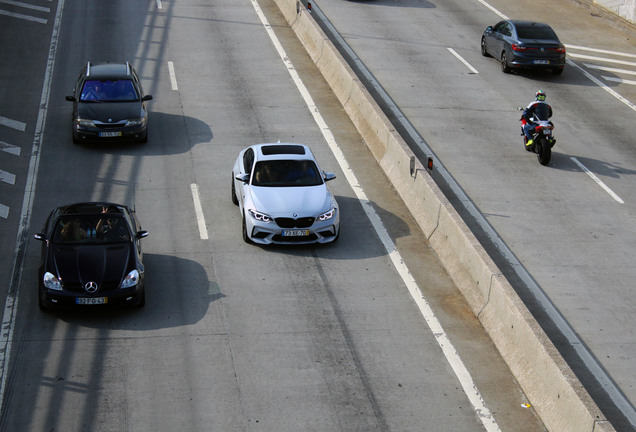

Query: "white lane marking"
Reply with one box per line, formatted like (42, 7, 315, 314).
(191, 183, 209, 239)
(476, 0, 508, 19)
(0, 9, 47, 23)
(566, 59, 636, 112)
(0, 170, 16, 185)
(570, 157, 624, 204)
(584, 63, 636, 76)
(0, 141, 20, 156)
(602, 76, 636, 85)
(0, 205, 8, 219)
(568, 52, 636, 68)
(0, 0, 66, 417)
(0, 0, 49, 12)
(447, 48, 479, 74)
(567, 44, 636, 58)
(249, 1, 501, 430)
(168, 61, 178, 90)
(156, 0, 162, 10)
(0, 116, 26, 132)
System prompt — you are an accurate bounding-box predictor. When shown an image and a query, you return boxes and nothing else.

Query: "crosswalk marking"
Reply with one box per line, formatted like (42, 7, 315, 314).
(0, 0, 49, 12)
(0, 116, 26, 132)
(0, 170, 15, 185)
(0, 141, 20, 156)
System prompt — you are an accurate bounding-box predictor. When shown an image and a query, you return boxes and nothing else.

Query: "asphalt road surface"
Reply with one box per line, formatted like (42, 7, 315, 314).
(0, 0, 550, 431)
(306, 0, 636, 430)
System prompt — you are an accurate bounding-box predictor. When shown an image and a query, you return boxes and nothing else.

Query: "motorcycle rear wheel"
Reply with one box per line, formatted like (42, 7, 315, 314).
(537, 138, 551, 165)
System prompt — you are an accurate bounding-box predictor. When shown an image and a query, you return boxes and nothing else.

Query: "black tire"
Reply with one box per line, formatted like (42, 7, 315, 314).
(38, 287, 49, 312)
(553, 67, 564, 75)
(500, 52, 510, 73)
(242, 212, 252, 244)
(139, 131, 148, 143)
(72, 131, 80, 145)
(231, 174, 238, 205)
(537, 139, 551, 166)
(135, 288, 146, 308)
(480, 37, 489, 57)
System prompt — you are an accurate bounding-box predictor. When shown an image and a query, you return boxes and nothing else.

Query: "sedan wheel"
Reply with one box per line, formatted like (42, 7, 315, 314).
(231, 174, 238, 205)
(242, 212, 252, 244)
(480, 37, 489, 57)
(500, 52, 510, 73)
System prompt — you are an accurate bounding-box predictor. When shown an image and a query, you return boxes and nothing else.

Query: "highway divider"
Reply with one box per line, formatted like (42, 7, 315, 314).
(272, 1, 616, 431)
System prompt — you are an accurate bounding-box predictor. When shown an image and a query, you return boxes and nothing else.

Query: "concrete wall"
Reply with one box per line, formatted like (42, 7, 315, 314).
(577, 0, 636, 25)
(272, 1, 617, 431)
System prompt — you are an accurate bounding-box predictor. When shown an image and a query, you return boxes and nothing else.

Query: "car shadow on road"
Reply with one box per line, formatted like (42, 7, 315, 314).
(66, 111, 213, 156)
(251, 195, 412, 260)
(47, 253, 221, 331)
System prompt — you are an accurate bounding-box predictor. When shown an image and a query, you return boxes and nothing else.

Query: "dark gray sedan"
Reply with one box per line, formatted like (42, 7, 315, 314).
(481, 20, 566, 75)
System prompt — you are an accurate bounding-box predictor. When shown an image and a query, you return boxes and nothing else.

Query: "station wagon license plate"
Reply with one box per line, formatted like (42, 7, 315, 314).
(282, 229, 309, 237)
(99, 131, 122, 137)
(76, 297, 107, 305)
(533, 60, 550, 65)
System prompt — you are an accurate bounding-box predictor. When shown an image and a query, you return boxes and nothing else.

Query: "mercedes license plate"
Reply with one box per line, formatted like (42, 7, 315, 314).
(99, 131, 122, 137)
(282, 229, 309, 237)
(76, 297, 107, 305)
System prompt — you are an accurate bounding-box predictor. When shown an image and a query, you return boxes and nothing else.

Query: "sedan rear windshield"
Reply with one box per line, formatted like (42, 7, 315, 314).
(80, 79, 139, 102)
(252, 160, 323, 187)
(516, 25, 558, 41)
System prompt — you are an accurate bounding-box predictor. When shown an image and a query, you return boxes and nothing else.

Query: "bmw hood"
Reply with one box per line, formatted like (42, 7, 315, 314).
(78, 101, 143, 122)
(50, 244, 133, 286)
(249, 185, 334, 216)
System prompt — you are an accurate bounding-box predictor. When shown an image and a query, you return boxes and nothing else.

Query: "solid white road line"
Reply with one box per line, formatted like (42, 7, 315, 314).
(0, 0, 49, 12)
(0, 9, 46, 24)
(168, 61, 178, 90)
(447, 48, 479, 74)
(602, 76, 636, 85)
(249, 1, 501, 430)
(0, 205, 8, 219)
(0, 170, 16, 185)
(568, 52, 636, 68)
(191, 183, 209, 240)
(0, 116, 26, 132)
(570, 157, 624, 204)
(567, 44, 636, 58)
(0, 141, 20, 156)
(0, 0, 66, 417)
(584, 63, 636, 76)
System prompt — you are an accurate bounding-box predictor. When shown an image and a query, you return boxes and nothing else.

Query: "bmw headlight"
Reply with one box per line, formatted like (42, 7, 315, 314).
(43, 272, 63, 291)
(248, 209, 273, 223)
(77, 118, 96, 128)
(120, 269, 140, 289)
(318, 207, 336, 221)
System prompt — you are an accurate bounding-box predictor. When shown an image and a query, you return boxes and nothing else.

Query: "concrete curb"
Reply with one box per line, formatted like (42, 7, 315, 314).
(273, 1, 617, 431)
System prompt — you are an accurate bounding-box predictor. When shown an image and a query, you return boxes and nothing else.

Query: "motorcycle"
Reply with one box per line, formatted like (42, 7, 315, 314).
(518, 107, 555, 166)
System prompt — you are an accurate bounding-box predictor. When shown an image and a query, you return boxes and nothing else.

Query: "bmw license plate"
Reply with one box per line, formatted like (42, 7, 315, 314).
(282, 229, 309, 237)
(99, 131, 122, 137)
(533, 60, 550, 65)
(76, 297, 107, 305)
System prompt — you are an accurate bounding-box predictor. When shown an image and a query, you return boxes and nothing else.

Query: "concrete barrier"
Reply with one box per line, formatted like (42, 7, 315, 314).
(273, 1, 617, 431)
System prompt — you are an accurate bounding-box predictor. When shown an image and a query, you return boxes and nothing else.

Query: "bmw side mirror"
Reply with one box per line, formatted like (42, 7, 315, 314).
(236, 173, 250, 183)
(34, 233, 46, 241)
(65, 95, 75, 102)
(142, 95, 153, 101)
(323, 172, 336, 182)
(136, 230, 149, 239)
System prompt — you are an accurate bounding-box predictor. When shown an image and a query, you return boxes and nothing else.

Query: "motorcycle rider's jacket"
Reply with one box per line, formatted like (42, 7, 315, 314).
(522, 101, 553, 123)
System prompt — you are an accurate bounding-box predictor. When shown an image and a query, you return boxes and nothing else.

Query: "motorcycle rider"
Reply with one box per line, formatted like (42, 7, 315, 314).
(521, 90, 554, 150)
